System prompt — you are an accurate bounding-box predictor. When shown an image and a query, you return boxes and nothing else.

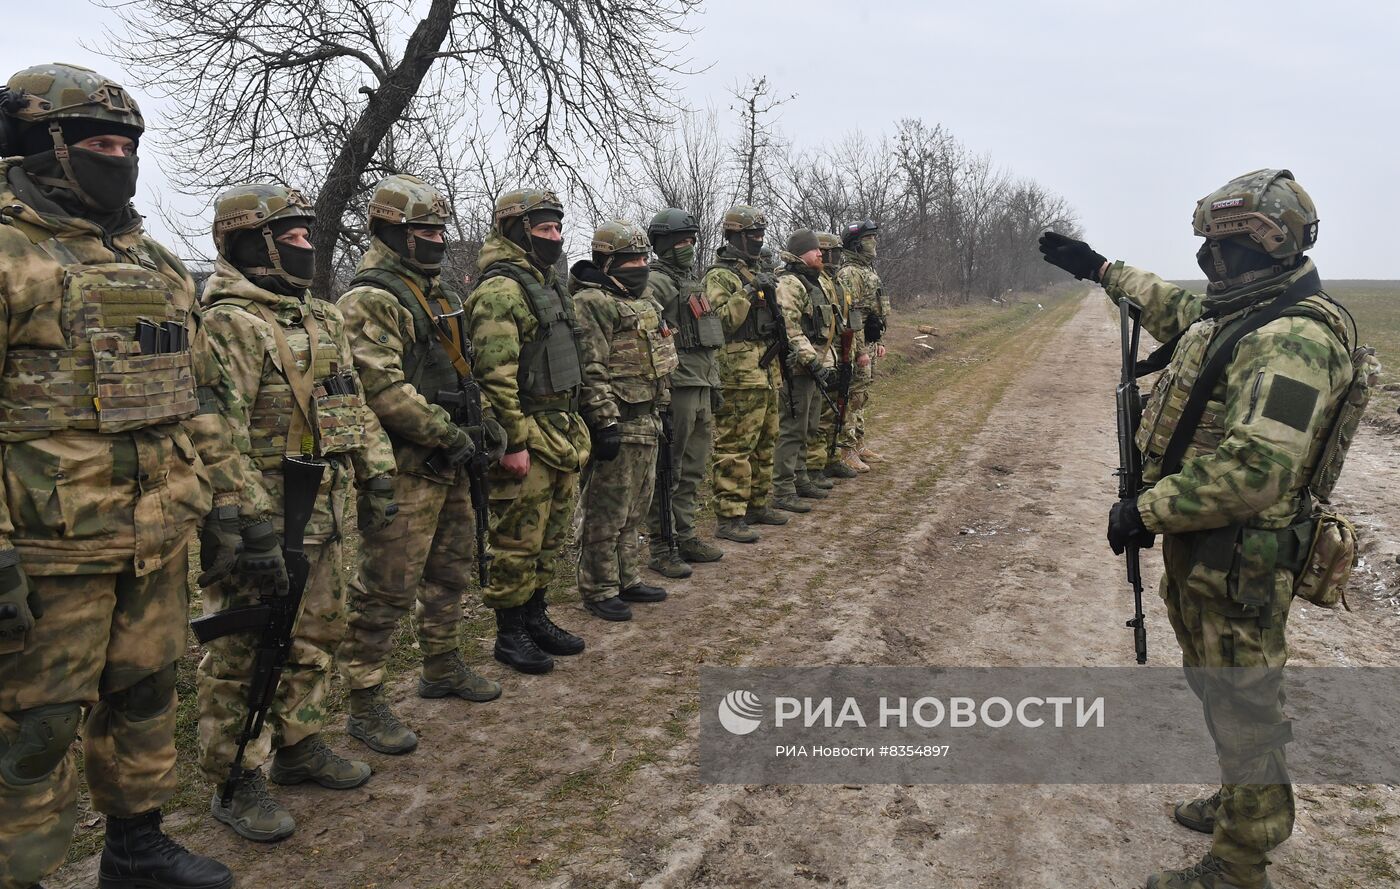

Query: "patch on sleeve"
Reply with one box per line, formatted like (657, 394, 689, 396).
(1261, 375, 1319, 432)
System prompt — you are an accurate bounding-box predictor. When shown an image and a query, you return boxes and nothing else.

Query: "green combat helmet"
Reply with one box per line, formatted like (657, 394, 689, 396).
(212, 183, 316, 288)
(647, 208, 699, 241)
(1192, 169, 1318, 290)
(367, 173, 450, 227)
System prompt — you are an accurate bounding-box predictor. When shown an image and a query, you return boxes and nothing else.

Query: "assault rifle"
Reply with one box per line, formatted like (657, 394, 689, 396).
(427, 375, 493, 587)
(1116, 299, 1148, 665)
(655, 409, 680, 561)
(827, 325, 856, 461)
(755, 276, 797, 418)
(191, 455, 326, 806)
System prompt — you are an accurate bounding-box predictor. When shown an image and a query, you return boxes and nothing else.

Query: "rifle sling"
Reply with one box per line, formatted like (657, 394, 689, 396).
(1157, 269, 1321, 477)
(397, 274, 473, 378)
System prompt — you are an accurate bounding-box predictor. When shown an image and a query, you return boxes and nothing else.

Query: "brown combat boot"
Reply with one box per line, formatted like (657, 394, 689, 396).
(840, 448, 870, 473)
(419, 650, 502, 702)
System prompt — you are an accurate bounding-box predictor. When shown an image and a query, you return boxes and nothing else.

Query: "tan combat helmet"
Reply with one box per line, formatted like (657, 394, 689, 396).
(367, 173, 450, 227)
(1192, 168, 1318, 260)
(591, 220, 650, 271)
(493, 187, 564, 228)
(817, 231, 843, 269)
(212, 183, 316, 287)
(721, 204, 767, 233)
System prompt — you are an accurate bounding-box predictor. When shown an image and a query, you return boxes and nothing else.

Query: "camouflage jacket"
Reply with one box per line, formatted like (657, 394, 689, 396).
(1102, 259, 1353, 534)
(338, 239, 470, 481)
(200, 261, 395, 540)
(776, 255, 835, 374)
(0, 161, 242, 575)
(705, 246, 777, 391)
(463, 234, 589, 472)
(649, 258, 719, 389)
(837, 251, 886, 317)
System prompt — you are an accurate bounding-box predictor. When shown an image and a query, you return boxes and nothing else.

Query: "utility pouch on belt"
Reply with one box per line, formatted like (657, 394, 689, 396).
(1294, 508, 1357, 610)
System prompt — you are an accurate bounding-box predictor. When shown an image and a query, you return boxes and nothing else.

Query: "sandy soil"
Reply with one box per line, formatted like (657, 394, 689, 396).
(51, 294, 1399, 889)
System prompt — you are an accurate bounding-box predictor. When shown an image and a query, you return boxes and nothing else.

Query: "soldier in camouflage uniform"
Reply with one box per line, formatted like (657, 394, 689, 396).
(812, 232, 851, 484)
(0, 64, 235, 889)
(835, 220, 889, 474)
(704, 206, 788, 543)
(644, 209, 727, 576)
(771, 229, 837, 514)
(572, 222, 679, 620)
(195, 183, 398, 843)
(336, 175, 506, 757)
(464, 189, 589, 674)
(1041, 170, 1356, 889)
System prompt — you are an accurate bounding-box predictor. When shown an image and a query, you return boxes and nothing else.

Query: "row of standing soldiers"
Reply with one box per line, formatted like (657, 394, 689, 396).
(0, 64, 889, 889)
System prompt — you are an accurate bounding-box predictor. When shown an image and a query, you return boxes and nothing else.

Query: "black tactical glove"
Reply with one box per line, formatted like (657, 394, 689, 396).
(862, 312, 885, 343)
(357, 475, 400, 534)
(811, 364, 837, 391)
(482, 417, 508, 464)
(590, 423, 622, 462)
(1038, 231, 1107, 282)
(237, 521, 290, 595)
(441, 426, 476, 469)
(710, 388, 724, 414)
(197, 504, 243, 587)
(0, 548, 41, 650)
(1107, 499, 1155, 556)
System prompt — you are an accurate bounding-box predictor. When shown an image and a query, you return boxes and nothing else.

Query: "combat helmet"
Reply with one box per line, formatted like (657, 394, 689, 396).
(647, 207, 699, 241)
(368, 173, 450, 228)
(721, 205, 767, 233)
(591, 220, 650, 268)
(212, 183, 316, 288)
(0, 63, 144, 152)
(842, 219, 880, 249)
(1192, 169, 1318, 261)
(817, 232, 843, 268)
(493, 187, 564, 227)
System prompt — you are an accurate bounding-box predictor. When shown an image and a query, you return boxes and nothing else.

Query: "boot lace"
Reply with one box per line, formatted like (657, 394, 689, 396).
(240, 769, 285, 815)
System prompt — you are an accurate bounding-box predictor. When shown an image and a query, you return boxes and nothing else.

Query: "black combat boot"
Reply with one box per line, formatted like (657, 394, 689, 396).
(583, 595, 633, 621)
(524, 588, 586, 655)
(620, 580, 667, 603)
(99, 809, 233, 889)
(493, 605, 555, 674)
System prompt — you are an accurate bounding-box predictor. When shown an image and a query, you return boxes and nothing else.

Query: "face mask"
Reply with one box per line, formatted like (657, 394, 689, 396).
(743, 233, 766, 259)
(278, 243, 316, 284)
(668, 244, 696, 270)
(530, 235, 564, 269)
(859, 237, 878, 260)
(610, 266, 650, 296)
(1196, 238, 1281, 291)
(380, 225, 446, 275)
(228, 227, 313, 294)
(68, 148, 139, 212)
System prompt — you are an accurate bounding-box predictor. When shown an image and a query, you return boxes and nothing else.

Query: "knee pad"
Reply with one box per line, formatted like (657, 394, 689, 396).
(0, 703, 82, 786)
(107, 663, 177, 721)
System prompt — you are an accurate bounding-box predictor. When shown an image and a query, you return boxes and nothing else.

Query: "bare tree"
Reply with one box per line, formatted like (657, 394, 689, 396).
(99, 0, 698, 297)
(635, 108, 734, 261)
(728, 76, 793, 210)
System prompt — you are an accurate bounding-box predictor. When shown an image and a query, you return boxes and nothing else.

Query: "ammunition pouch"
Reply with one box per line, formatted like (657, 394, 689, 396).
(476, 262, 583, 411)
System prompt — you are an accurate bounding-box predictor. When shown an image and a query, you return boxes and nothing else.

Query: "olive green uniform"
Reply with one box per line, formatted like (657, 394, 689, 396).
(772, 254, 836, 499)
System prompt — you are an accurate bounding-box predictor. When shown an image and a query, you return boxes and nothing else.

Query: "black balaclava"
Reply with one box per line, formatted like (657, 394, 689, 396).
(378, 222, 447, 276)
(727, 228, 765, 262)
(1195, 237, 1290, 293)
(228, 217, 315, 296)
(597, 253, 650, 297)
(504, 208, 565, 271)
(18, 119, 142, 228)
(653, 232, 696, 271)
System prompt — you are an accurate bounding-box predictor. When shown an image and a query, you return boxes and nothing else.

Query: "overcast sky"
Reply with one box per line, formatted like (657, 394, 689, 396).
(4, 0, 1396, 278)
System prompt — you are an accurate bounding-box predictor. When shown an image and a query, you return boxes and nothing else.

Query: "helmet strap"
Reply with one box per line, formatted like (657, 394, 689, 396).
(238, 225, 312, 289)
(29, 123, 103, 210)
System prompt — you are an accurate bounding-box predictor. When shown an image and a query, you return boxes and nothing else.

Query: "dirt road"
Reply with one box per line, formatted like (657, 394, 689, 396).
(53, 293, 1399, 888)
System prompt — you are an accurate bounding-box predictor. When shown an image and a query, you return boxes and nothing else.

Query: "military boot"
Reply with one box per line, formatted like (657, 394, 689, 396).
(493, 605, 554, 674)
(524, 588, 586, 655)
(679, 537, 725, 562)
(856, 443, 885, 463)
(620, 580, 667, 603)
(840, 447, 870, 473)
(824, 459, 858, 480)
(347, 685, 419, 754)
(745, 505, 789, 526)
(99, 809, 233, 889)
(773, 495, 812, 514)
(210, 768, 295, 843)
(715, 517, 760, 543)
(584, 595, 633, 621)
(419, 650, 502, 702)
(648, 550, 694, 578)
(1145, 854, 1272, 889)
(808, 473, 836, 490)
(795, 479, 829, 500)
(270, 734, 371, 790)
(1173, 789, 1221, 834)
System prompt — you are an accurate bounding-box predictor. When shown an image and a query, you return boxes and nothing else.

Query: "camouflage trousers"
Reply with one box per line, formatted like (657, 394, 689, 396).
(1160, 532, 1296, 866)
(774, 374, 824, 498)
(647, 385, 713, 555)
(711, 385, 779, 518)
(340, 470, 476, 691)
(483, 459, 578, 610)
(197, 539, 346, 783)
(580, 438, 658, 601)
(839, 348, 874, 449)
(808, 395, 836, 473)
(0, 550, 188, 889)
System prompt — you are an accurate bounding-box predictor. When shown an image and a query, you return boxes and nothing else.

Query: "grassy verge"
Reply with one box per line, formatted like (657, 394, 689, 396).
(1327, 282, 1400, 425)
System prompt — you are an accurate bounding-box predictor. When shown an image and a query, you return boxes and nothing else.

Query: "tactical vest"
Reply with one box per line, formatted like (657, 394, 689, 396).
(349, 267, 461, 407)
(0, 234, 199, 435)
(707, 256, 775, 343)
(476, 261, 583, 413)
(608, 296, 680, 412)
(779, 267, 835, 346)
(657, 265, 724, 350)
(210, 296, 367, 469)
(1136, 298, 1342, 493)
